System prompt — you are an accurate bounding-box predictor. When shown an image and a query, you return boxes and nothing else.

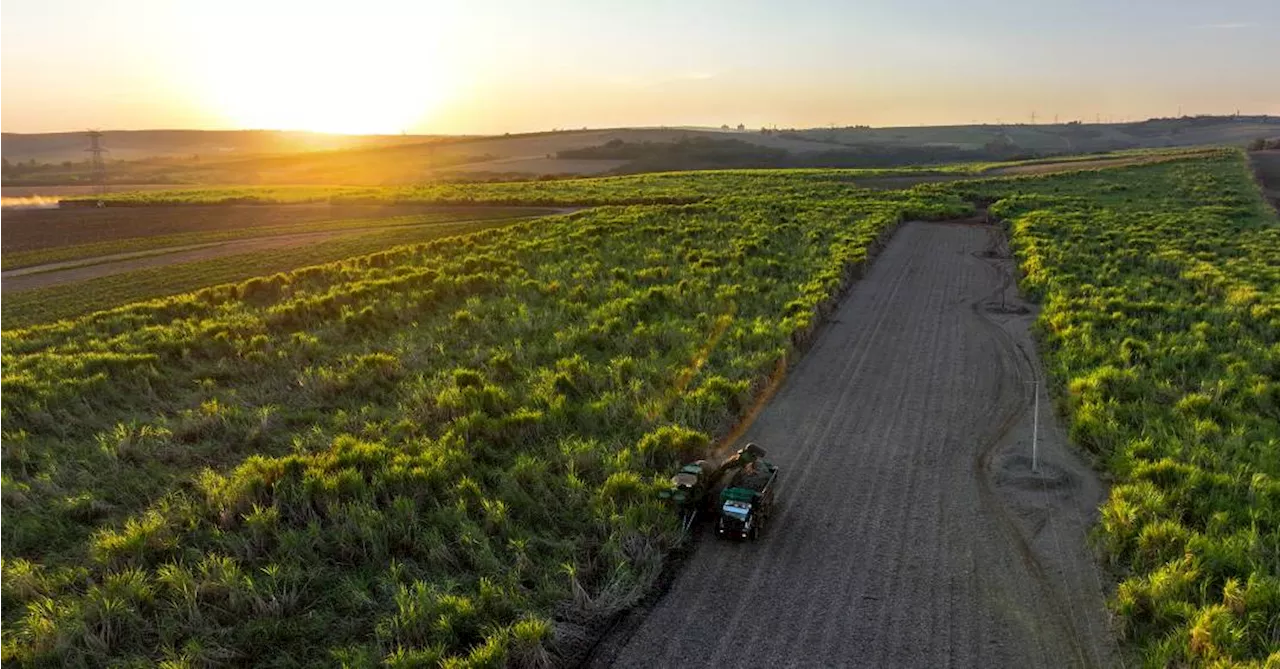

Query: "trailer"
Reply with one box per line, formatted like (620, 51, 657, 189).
(715, 460, 777, 540)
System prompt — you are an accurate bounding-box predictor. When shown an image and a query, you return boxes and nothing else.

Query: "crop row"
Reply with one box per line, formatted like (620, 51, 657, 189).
(1, 187, 968, 665)
(5, 148, 1272, 666)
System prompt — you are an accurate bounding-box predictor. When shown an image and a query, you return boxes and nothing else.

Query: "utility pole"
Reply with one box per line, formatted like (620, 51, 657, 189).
(1032, 379, 1040, 473)
(1030, 110, 1037, 125)
(86, 130, 108, 197)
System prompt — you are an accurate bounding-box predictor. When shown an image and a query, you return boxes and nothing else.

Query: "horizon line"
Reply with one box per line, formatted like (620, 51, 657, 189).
(5, 113, 1280, 138)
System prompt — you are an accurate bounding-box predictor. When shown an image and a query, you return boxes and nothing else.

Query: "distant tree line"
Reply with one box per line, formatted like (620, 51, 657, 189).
(2, 157, 83, 175)
(557, 136, 1046, 173)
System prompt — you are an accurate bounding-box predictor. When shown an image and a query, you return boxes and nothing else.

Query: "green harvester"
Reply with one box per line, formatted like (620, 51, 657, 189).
(660, 443, 778, 540)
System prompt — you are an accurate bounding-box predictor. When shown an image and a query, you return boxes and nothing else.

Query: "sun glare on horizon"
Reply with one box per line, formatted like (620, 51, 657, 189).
(189, 4, 457, 134)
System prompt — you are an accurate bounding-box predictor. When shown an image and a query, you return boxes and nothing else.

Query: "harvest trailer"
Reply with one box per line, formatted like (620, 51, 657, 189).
(659, 443, 779, 540)
(715, 459, 777, 540)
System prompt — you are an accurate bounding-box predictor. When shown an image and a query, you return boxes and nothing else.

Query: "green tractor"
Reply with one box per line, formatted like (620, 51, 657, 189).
(658, 460, 716, 531)
(659, 443, 778, 540)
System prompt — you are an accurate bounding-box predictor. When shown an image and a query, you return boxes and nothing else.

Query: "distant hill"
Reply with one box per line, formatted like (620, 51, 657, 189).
(0, 128, 837, 186)
(0, 130, 442, 163)
(783, 115, 1280, 153)
(3, 117, 1277, 186)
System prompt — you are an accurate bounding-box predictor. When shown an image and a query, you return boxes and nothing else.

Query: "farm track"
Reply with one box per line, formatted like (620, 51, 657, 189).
(2, 242, 227, 277)
(0, 203, 562, 255)
(853, 155, 1176, 190)
(986, 155, 1156, 175)
(0, 230, 352, 293)
(0, 213, 562, 293)
(596, 222, 1118, 668)
(1250, 150, 1280, 213)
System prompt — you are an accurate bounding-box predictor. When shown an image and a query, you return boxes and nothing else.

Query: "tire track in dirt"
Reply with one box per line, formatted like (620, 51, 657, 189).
(966, 226, 1118, 669)
(599, 222, 1117, 668)
(800, 247, 949, 666)
(871, 283, 955, 665)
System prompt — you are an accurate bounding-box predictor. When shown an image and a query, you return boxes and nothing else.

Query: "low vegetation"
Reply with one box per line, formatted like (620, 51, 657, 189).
(3, 148, 1275, 666)
(1, 174, 967, 664)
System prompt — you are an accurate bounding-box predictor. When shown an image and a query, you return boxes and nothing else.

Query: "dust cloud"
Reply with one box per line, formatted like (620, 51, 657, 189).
(1, 196, 62, 209)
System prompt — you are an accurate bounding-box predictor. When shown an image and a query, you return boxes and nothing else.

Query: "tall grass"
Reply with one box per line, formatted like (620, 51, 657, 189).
(947, 150, 1280, 666)
(2, 182, 965, 664)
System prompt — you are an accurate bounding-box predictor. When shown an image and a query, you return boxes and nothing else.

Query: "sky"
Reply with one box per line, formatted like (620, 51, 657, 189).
(2, 0, 1279, 135)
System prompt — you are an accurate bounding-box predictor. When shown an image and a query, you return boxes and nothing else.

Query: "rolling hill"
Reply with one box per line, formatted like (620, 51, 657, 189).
(3, 116, 1277, 187)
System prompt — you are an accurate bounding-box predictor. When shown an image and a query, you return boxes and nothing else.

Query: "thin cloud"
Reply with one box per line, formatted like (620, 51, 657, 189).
(604, 71, 718, 89)
(1198, 22, 1255, 29)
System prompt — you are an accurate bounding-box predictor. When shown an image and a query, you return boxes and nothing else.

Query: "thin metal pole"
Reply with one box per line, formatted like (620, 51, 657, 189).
(1032, 380, 1040, 473)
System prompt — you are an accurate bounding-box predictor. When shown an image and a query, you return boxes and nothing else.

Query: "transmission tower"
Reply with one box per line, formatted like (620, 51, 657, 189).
(86, 130, 108, 197)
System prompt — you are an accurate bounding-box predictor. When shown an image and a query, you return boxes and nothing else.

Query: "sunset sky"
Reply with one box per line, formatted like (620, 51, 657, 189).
(3, 0, 1278, 135)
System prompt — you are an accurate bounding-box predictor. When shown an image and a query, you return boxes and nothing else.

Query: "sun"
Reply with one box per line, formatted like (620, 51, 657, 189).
(189, 4, 456, 135)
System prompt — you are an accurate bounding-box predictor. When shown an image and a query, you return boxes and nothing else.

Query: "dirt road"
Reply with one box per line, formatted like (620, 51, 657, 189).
(1, 204, 556, 255)
(598, 222, 1119, 668)
(1250, 150, 1280, 212)
(2, 211, 571, 293)
(853, 155, 1175, 191)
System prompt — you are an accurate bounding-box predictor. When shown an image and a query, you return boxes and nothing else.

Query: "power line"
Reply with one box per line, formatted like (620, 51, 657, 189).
(85, 130, 109, 197)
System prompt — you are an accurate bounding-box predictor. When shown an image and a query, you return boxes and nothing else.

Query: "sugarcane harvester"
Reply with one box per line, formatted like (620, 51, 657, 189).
(659, 443, 778, 540)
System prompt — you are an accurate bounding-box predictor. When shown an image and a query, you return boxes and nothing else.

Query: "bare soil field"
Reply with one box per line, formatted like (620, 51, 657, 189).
(594, 222, 1118, 668)
(852, 155, 1169, 191)
(1, 207, 563, 293)
(986, 155, 1154, 175)
(0, 204, 550, 255)
(0, 231, 349, 293)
